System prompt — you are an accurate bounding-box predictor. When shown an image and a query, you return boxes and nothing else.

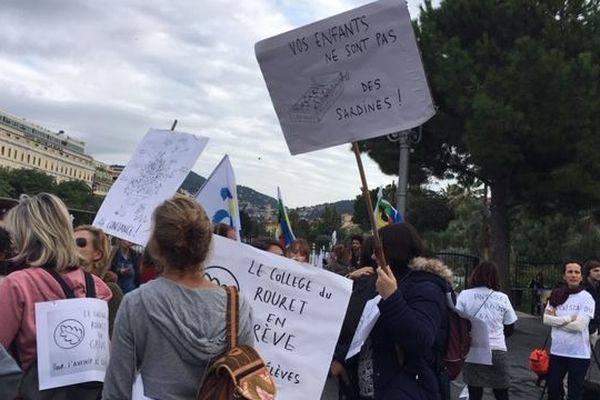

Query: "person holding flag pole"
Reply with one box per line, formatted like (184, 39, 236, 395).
(255, 0, 445, 397)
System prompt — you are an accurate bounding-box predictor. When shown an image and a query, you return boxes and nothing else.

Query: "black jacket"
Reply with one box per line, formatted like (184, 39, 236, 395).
(334, 258, 452, 400)
(584, 279, 600, 334)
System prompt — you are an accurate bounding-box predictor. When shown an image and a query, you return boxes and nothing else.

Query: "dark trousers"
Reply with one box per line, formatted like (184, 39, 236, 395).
(547, 354, 590, 400)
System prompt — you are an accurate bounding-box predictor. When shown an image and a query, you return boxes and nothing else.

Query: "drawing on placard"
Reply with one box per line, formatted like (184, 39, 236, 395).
(53, 319, 85, 349)
(289, 71, 349, 123)
(114, 136, 193, 225)
(204, 265, 240, 289)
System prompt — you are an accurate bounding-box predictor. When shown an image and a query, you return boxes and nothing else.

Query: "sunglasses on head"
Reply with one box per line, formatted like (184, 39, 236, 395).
(75, 237, 88, 248)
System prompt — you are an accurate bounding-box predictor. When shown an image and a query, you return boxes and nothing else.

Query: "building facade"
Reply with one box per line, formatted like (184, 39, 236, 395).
(0, 109, 111, 194)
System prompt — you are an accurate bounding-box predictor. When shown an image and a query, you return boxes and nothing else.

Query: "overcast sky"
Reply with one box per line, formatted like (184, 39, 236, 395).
(0, 0, 438, 207)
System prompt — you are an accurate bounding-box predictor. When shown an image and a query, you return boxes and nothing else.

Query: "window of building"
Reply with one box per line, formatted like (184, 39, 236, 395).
(45, 161, 48, 169)
(27, 155, 31, 163)
(20, 153, 23, 162)
(14, 150, 17, 160)
(7, 148, 11, 157)
(1, 146, 4, 156)
(38, 158, 41, 166)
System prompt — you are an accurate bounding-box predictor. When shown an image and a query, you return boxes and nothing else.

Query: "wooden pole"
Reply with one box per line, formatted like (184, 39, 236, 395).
(170, 119, 178, 131)
(352, 142, 388, 272)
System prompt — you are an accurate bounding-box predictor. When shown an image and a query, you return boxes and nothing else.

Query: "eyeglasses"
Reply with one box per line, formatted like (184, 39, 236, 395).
(75, 237, 88, 248)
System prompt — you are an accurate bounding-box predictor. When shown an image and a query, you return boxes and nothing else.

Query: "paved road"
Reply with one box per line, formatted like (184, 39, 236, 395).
(321, 312, 600, 399)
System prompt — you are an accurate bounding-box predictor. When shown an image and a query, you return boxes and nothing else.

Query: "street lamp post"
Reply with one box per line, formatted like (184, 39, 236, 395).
(387, 128, 422, 218)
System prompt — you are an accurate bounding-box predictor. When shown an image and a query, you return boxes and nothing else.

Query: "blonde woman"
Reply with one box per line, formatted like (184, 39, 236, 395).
(102, 196, 254, 400)
(74, 225, 124, 337)
(0, 193, 111, 400)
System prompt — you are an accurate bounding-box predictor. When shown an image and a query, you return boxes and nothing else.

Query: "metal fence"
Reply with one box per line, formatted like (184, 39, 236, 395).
(433, 252, 480, 291)
(432, 251, 566, 313)
(511, 259, 563, 313)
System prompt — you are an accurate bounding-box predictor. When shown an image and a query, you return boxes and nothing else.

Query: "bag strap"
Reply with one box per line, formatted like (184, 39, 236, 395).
(42, 267, 96, 299)
(84, 270, 96, 298)
(541, 332, 550, 349)
(224, 286, 240, 351)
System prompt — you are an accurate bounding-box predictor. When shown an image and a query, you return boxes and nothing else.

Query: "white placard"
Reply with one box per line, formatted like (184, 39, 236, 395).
(35, 298, 109, 390)
(346, 294, 381, 360)
(457, 309, 492, 366)
(204, 236, 353, 400)
(255, 0, 435, 155)
(93, 129, 209, 245)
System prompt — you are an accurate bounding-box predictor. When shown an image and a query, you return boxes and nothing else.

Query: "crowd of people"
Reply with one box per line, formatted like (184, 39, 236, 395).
(0, 192, 598, 400)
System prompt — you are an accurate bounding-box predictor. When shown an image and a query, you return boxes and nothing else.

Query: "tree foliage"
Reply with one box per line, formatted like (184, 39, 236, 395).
(0, 167, 105, 215)
(359, 0, 600, 286)
(353, 183, 453, 235)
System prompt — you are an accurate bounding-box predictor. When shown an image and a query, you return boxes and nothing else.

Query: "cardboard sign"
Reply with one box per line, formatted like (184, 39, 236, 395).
(35, 298, 109, 390)
(255, 0, 435, 155)
(204, 236, 352, 400)
(93, 129, 209, 245)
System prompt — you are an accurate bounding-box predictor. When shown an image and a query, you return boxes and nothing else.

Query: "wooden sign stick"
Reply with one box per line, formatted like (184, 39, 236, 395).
(352, 142, 389, 273)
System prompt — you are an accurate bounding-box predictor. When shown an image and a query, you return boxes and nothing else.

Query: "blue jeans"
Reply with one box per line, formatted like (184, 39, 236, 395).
(547, 354, 590, 400)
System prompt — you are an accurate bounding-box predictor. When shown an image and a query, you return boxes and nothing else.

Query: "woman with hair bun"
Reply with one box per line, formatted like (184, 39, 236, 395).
(102, 196, 254, 400)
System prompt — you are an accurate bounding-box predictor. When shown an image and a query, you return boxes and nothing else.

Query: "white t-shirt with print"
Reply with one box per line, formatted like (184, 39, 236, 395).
(456, 287, 518, 351)
(548, 290, 595, 359)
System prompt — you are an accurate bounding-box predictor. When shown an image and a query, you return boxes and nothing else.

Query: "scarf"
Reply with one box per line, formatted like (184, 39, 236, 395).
(548, 284, 583, 307)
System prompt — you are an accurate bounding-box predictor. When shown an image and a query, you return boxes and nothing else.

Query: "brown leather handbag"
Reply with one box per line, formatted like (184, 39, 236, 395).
(197, 286, 277, 400)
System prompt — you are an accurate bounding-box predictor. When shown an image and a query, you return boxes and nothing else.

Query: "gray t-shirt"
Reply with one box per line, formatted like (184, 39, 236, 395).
(102, 278, 254, 400)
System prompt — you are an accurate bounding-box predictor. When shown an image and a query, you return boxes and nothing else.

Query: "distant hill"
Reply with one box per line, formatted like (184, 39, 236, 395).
(179, 171, 353, 221)
(179, 171, 278, 219)
(179, 172, 205, 194)
(295, 200, 354, 219)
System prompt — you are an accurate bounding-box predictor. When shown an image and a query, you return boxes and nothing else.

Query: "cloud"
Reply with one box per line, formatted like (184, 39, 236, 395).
(0, 0, 435, 207)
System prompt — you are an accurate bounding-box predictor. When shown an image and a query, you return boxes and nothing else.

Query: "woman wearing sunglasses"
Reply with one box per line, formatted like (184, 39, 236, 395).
(74, 225, 123, 338)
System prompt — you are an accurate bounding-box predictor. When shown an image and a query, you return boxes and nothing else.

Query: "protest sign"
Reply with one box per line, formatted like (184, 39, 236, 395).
(346, 294, 381, 360)
(195, 155, 241, 241)
(35, 298, 109, 390)
(457, 309, 493, 366)
(93, 129, 209, 245)
(255, 0, 435, 155)
(204, 236, 353, 400)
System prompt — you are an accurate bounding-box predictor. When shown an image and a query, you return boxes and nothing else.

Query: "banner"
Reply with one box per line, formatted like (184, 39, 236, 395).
(35, 298, 109, 390)
(195, 155, 241, 241)
(93, 129, 209, 245)
(255, 0, 435, 155)
(204, 236, 353, 400)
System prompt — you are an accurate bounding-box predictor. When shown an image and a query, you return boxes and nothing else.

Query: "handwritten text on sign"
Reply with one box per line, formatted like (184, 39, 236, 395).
(204, 236, 352, 400)
(255, 0, 435, 155)
(93, 129, 209, 246)
(35, 298, 109, 390)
